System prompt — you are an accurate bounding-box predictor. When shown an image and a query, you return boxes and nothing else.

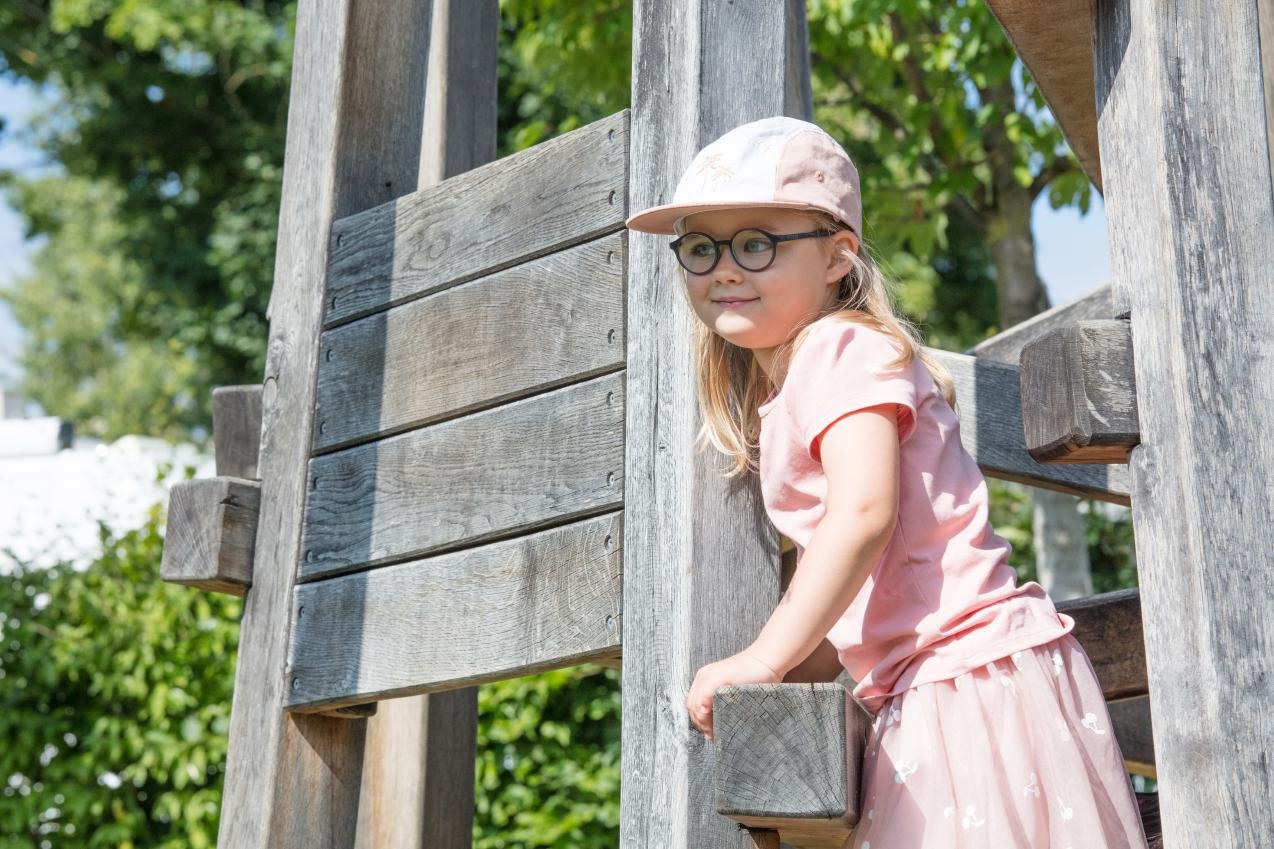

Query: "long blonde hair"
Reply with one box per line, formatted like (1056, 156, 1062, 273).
(684, 209, 957, 478)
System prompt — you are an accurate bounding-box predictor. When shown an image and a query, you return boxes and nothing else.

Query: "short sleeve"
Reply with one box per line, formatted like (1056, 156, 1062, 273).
(783, 319, 919, 461)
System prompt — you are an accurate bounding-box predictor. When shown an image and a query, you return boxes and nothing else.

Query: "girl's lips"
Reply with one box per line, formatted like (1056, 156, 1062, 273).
(715, 298, 758, 309)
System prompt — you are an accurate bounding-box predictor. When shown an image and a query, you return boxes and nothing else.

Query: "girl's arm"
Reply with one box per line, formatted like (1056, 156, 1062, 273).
(781, 637, 845, 683)
(746, 403, 901, 679)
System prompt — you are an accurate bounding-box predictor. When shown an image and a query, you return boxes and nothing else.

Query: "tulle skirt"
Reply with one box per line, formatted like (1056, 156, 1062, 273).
(845, 633, 1150, 848)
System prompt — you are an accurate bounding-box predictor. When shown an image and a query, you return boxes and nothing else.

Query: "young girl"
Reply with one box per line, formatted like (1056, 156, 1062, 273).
(625, 116, 1149, 849)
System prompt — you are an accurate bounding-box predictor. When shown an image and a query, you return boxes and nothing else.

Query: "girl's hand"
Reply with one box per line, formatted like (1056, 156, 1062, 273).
(686, 651, 782, 742)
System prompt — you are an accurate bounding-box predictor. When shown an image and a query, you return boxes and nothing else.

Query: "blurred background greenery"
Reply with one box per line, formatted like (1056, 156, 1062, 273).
(0, 0, 1134, 845)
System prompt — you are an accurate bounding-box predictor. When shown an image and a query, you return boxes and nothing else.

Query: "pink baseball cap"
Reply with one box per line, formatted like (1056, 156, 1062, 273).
(625, 116, 862, 238)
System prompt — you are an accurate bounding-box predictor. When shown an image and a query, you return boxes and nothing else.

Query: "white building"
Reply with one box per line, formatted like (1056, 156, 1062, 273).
(0, 394, 214, 571)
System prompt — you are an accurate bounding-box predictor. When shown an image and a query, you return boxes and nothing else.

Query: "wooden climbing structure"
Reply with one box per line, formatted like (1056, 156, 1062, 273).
(160, 1, 1273, 847)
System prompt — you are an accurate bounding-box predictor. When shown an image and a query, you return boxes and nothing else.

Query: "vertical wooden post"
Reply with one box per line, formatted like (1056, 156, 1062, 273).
(217, 0, 438, 845)
(1093, 1, 1274, 845)
(353, 3, 497, 848)
(623, 2, 812, 847)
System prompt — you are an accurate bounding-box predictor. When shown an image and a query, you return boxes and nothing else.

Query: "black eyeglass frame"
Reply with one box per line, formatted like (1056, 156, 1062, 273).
(668, 227, 837, 275)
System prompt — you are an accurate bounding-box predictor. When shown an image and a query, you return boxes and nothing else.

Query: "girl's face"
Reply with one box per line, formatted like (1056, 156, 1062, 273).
(677, 208, 858, 377)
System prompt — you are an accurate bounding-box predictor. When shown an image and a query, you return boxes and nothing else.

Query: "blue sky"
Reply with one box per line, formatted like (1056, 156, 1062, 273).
(0, 75, 1112, 395)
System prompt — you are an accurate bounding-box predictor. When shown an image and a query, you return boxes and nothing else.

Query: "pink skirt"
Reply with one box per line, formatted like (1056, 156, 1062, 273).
(846, 633, 1150, 849)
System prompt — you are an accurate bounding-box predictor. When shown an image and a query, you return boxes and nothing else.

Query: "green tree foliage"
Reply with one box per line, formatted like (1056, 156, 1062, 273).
(0, 507, 239, 848)
(0, 0, 291, 440)
(0, 503, 623, 848)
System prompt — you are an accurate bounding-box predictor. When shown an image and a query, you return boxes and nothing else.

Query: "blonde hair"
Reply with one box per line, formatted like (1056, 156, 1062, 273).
(681, 209, 957, 478)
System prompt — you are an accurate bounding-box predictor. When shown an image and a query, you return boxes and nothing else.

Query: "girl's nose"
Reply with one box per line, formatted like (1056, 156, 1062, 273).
(713, 250, 745, 283)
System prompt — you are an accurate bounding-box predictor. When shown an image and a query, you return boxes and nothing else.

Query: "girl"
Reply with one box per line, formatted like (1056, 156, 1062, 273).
(625, 116, 1149, 849)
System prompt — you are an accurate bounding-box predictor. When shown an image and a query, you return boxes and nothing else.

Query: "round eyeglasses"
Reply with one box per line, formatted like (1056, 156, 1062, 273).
(669, 227, 836, 275)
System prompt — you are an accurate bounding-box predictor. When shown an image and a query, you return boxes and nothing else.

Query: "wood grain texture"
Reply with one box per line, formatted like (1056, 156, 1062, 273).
(350, 3, 496, 848)
(217, 0, 441, 845)
(324, 110, 628, 327)
(1095, 2, 1274, 842)
(983, 0, 1102, 190)
(713, 683, 872, 849)
(1056, 588, 1146, 701)
(285, 511, 623, 711)
(160, 477, 259, 596)
(1019, 320, 1140, 464)
(213, 385, 264, 479)
(929, 349, 1130, 504)
(300, 370, 624, 580)
(314, 232, 626, 452)
(624, 3, 812, 848)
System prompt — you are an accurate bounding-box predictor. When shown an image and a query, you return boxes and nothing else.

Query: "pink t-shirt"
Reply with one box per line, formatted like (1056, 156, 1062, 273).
(758, 315, 1074, 714)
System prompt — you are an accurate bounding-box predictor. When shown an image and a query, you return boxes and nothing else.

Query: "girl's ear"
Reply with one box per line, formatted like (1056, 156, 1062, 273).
(825, 230, 858, 282)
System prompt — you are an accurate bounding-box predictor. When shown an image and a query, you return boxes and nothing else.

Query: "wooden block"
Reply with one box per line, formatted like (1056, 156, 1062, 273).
(300, 370, 624, 581)
(713, 683, 872, 849)
(928, 349, 1130, 505)
(286, 511, 623, 712)
(161, 477, 260, 596)
(213, 385, 264, 479)
(1019, 320, 1140, 464)
(324, 110, 629, 327)
(1056, 588, 1146, 701)
(314, 232, 625, 452)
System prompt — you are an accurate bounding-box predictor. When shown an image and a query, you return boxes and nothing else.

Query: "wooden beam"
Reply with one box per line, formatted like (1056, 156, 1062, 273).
(928, 349, 1130, 504)
(285, 512, 623, 712)
(212, 385, 263, 479)
(161, 477, 260, 596)
(624, 2, 813, 847)
(967, 285, 1115, 366)
(1019, 320, 1140, 464)
(1110, 696, 1156, 779)
(713, 683, 872, 849)
(1095, 1, 1274, 841)
(324, 110, 629, 328)
(314, 232, 625, 453)
(984, 0, 1102, 191)
(216, 0, 441, 844)
(300, 371, 624, 580)
(350, 3, 497, 849)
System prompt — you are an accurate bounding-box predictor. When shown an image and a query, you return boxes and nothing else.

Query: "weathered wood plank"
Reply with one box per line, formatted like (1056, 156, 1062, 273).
(285, 511, 623, 711)
(713, 683, 872, 849)
(213, 385, 264, 479)
(324, 110, 629, 328)
(350, 3, 497, 848)
(301, 371, 624, 580)
(1055, 588, 1146, 701)
(984, 0, 1101, 190)
(161, 477, 260, 596)
(217, 0, 441, 844)
(1095, 2, 1274, 842)
(623, 3, 812, 848)
(968, 285, 1115, 365)
(315, 232, 626, 452)
(1019, 320, 1140, 464)
(929, 349, 1130, 504)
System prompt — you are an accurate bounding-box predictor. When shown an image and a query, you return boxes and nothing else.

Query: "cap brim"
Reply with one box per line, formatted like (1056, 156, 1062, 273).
(625, 200, 820, 235)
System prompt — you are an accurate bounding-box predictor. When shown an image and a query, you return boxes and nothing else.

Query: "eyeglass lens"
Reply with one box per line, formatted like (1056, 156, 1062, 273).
(676, 228, 775, 273)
